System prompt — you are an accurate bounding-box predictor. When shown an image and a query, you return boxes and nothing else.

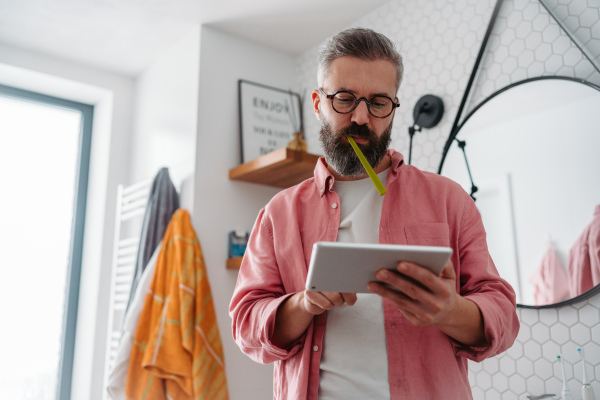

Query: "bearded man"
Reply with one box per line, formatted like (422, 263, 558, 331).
(230, 27, 519, 400)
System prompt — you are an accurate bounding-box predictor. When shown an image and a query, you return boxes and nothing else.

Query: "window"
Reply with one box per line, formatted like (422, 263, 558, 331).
(0, 84, 93, 400)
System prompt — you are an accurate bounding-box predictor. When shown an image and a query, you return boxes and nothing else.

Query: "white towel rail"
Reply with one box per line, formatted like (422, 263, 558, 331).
(102, 179, 151, 400)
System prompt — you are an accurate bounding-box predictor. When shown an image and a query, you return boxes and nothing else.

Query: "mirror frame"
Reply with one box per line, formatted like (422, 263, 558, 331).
(437, 75, 600, 309)
(438, 76, 600, 171)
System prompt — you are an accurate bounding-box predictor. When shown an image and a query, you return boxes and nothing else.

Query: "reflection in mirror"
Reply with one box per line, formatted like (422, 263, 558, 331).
(439, 77, 600, 307)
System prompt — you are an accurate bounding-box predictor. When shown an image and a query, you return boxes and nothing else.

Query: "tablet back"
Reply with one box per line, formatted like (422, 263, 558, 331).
(305, 242, 453, 293)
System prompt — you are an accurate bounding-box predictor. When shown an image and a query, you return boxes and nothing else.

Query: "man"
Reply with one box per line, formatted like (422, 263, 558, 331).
(230, 28, 519, 400)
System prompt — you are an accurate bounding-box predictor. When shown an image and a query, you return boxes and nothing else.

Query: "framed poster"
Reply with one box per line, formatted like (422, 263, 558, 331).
(238, 79, 303, 163)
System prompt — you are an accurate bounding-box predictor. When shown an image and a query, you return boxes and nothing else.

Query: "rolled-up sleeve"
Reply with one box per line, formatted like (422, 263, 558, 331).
(452, 194, 520, 362)
(229, 208, 305, 364)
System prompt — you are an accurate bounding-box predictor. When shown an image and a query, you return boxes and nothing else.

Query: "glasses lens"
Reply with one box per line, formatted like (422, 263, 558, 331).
(369, 96, 394, 117)
(331, 92, 356, 113)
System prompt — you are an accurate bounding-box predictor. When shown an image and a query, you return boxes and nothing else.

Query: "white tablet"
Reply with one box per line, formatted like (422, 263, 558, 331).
(305, 242, 453, 293)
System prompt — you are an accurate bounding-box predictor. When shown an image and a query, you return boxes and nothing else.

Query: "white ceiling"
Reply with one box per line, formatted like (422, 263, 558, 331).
(0, 0, 389, 76)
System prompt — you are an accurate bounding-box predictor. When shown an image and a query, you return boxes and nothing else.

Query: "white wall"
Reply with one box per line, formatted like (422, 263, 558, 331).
(0, 43, 135, 399)
(128, 25, 201, 190)
(193, 26, 297, 400)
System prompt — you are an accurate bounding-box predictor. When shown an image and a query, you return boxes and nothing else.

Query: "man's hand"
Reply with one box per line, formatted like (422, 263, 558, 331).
(367, 259, 486, 347)
(272, 290, 357, 348)
(367, 259, 458, 327)
(302, 290, 358, 315)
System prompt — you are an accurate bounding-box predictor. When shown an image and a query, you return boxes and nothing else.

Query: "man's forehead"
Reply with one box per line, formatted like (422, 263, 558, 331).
(323, 56, 398, 96)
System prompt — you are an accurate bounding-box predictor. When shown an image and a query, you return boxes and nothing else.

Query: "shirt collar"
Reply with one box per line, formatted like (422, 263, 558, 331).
(313, 149, 405, 196)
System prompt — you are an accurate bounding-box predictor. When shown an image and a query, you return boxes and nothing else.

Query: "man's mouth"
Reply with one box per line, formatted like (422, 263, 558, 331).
(347, 135, 369, 145)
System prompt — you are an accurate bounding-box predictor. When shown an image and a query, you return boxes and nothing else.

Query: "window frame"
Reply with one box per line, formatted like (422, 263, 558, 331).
(0, 83, 94, 400)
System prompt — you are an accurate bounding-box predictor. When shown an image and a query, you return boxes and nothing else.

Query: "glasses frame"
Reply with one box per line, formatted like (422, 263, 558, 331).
(319, 88, 400, 119)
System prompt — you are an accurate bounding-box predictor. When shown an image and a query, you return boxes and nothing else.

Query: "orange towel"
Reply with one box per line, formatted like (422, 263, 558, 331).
(125, 209, 229, 400)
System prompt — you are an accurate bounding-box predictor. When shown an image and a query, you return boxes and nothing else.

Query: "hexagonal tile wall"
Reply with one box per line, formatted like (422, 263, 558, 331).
(466, 0, 600, 118)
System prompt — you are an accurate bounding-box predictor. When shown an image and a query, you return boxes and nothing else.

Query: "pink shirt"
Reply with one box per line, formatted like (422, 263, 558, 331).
(568, 205, 600, 297)
(229, 150, 519, 400)
(530, 244, 569, 306)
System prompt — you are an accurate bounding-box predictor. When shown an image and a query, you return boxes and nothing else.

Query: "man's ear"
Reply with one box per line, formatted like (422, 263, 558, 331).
(311, 90, 321, 121)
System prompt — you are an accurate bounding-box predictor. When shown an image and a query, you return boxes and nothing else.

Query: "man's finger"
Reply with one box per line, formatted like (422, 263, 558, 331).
(341, 292, 358, 305)
(439, 259, 456, 280)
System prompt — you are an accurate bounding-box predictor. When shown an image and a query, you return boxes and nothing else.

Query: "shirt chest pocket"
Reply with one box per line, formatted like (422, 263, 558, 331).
(404, 223, 450, 247)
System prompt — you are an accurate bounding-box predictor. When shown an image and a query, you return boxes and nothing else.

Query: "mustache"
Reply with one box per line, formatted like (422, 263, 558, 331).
(339, 123, 374, 140)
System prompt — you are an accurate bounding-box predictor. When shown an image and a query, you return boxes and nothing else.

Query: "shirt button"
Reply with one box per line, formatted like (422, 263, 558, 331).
(320, 188, 324, 195)
(331, 203, 338, 209)
(313, 345, 319, 352)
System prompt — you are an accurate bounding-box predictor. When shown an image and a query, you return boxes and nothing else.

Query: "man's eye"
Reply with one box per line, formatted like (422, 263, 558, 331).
(335, 96, 354, 104)
(371, 98, 389, 109)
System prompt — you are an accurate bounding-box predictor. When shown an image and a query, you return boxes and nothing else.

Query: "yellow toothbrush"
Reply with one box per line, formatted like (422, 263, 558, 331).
(346, 136, 387, 196)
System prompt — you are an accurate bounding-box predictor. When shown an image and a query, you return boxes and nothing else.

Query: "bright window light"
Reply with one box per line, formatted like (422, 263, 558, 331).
(0, 94, 81, 399)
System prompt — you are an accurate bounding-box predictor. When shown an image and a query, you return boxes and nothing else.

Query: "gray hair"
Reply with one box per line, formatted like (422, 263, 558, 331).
(317, 27, 404, 92)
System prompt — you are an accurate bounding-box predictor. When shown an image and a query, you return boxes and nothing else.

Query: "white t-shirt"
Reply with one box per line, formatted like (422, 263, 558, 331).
(318, 169, 391, 400)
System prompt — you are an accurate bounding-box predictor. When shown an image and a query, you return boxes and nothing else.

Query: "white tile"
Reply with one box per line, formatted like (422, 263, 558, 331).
(524, 342, 542, 362)
(563, 46, 584, 67)
(502, 390, 518, 400)
(484, 388, 502, 400)
(558, 307, 579, 327)
(484, 356, 499, 374)
(545, 54, 563, 72)
(536, 359, 553, 380)
(517, 50, 535, 68)
(507, 340, 524, 360)
(591, 19, 600, 38)
(570, 323, 592, 345)
(525, 31, 543, 50)
(578, 304, 600, 327)
(476, 370, 492, 391)
(516, 357, 534, 377)
(541, 24, 561, 43)
(517, 324, 532, 342)
(580, 342, 600, 366)
(500, 356, 517, 376)
(471, 386, 484, 399)
(532, 322, 551, 344)
(544, 376, 562, 396)
(579, 9, 599, 28)
(469, 358, 483, 373)
(567, 0, 587, 17)
(526, 375, 545, 396)
(508, 374, 526, 395)
(520, 308, 539, 325)
(542, 341, 562, 362)
(492, 372, 509, 392)
(552, 35, 572, 54)
(589, 292, 600, 308)
(538, 308, 559, 327)
(532, 12, 551, 32)
(534, 42, 553, 61)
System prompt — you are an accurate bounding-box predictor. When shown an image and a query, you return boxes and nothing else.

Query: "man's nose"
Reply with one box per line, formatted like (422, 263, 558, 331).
(350, 99, 370, 125)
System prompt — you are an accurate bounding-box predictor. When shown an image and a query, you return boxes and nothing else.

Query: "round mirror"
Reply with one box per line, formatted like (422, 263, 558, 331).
(439, 77, 600, 307)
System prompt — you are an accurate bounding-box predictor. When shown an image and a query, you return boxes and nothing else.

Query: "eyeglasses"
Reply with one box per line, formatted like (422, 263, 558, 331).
(319, 88, 399, 119)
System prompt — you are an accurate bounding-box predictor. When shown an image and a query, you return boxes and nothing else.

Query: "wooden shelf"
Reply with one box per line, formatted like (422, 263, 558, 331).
(229, 148, 321, 188)
(226, 256, 243, 270)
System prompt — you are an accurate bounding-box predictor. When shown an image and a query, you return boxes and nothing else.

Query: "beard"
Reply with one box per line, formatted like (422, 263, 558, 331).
(319, 118, 393, 178)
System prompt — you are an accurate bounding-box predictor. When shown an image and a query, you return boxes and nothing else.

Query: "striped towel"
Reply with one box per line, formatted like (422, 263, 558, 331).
(125, 209, 229, 400)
